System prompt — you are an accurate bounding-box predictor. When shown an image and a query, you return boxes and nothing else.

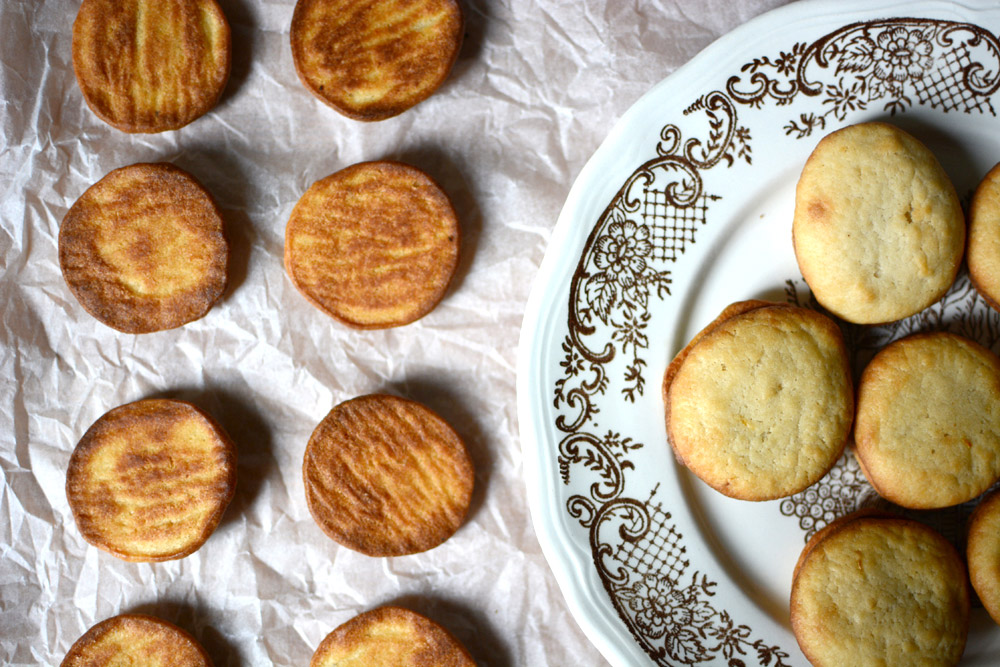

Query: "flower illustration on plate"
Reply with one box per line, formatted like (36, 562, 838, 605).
(619, 574, 714, 660)
(870, 27, 934, 82)
(594, 219, 653, 287)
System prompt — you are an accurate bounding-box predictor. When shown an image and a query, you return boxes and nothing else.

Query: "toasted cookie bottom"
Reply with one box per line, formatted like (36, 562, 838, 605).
(310, 606, 474, 667)
(61, 614, 211, 667)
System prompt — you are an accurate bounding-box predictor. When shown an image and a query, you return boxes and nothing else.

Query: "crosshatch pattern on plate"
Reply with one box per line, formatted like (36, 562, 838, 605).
(551, 16, 1000, 667)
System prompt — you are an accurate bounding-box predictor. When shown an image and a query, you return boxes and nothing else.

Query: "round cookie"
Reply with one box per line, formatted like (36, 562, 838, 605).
(968, 162, 1000, 311)
(968, 487, 1000, 625)
(284, 161, 459, 329)
(62, 614, 212, 667)
(854, 332, 1000, 509)
(59, 163, 229, 333)
(664, 301, 853, 501)
(311, 606, 475, 667)
(792, 122, 965, 324)
(66, 399, 236, 562)
(790, 514, 969, 667)
(290, 0, 463, 121)
(73, 0, 230, 133)
(303, 394, 474, 556)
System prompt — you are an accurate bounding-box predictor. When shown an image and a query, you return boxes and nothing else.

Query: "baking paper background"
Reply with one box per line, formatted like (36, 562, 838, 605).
(0, 0, 790, 664)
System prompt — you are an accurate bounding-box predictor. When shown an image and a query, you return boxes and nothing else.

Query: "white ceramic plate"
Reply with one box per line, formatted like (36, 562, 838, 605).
(518, 1, 1000, 664)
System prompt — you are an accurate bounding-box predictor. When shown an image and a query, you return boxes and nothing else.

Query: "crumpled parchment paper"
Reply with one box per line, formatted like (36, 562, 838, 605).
(0, 0, 789, 664)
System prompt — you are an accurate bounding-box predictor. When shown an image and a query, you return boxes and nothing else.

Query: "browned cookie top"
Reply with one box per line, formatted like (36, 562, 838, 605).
(62, 614, 212, 667)
(66, 399, 236, 562)
(303, 394, 474, 556)
(72, 0, 230, 133)
(59, 163, 228, 333)
(310, 606, 475, 667)
(291, 0, 463, 120)
(284, 161, 459, 329)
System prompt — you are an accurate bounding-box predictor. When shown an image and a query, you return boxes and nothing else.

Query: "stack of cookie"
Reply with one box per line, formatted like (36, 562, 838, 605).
(664, 121, 1000, 665)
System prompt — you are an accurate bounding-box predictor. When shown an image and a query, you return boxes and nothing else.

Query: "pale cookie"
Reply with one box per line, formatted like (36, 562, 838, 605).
(61, 614, 212, 667)
(284, 161, 459, 329)
(66, 399, 237, 561)
(291, 0, 463, 121)
(303, 394, 474, 556)
(59, 163, 229, 333)
(854, 332, 1000, 509)
(968, 487, 1000, 625)
(73, 0, 230, 133)
(793, 122, 964, 324)
(664, 302, 853, 501)
(791, 514, 969, 667)
(310, 606, 475, 667)
(968, 162, 1000, 312)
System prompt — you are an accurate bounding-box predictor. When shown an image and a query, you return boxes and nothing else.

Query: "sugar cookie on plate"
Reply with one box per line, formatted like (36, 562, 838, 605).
(793, 122, 964, 324)
(664, 301, 853, 501)
(854, 331, 1000, 509)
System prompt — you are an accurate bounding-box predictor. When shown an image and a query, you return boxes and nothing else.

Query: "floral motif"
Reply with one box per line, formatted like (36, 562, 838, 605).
(594, 220, 653, 287)
(867, 27, 934, 83)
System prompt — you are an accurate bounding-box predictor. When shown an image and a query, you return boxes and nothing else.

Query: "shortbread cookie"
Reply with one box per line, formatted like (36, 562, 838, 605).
(968, 162, 1000, 311)
(284, 161, 459, 329)
(66, 399, 236, 561)
(664, 301, 853, 501)
(854, 332, 1000, 509)
(59, 163, 229, 333)
(303, 394, 473, 556)
(73, 0, 230, 132)
(290, 0, 463, 120)
(968, 488, 1000, 624)
(793, 122, 964, 324)
(62, 614, 211, 667)
(791, 514, 969, 667)
(311, 606, 475, 667)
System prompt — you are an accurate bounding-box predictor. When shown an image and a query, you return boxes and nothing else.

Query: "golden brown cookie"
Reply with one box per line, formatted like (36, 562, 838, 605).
(792, 122, 965, 324)
(854, 332, 1000, 509)
(66, 399, 236, 562)
(72, 0, 231, 133)
(790, 514, 969, 667)
(59, 163, 229, 333)
(664, 301, 853, 501)
(311, 606, 474, 667)
(290, 0, 463, 121)
(968, 162, 1000, 312)
(61, 614, 212, 667)
(284, 161, 459, 329)
(968, 487, 1000, 625)
(303, 394, 473, 556)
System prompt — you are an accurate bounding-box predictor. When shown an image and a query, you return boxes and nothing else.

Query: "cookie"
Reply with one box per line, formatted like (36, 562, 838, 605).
(664, 301, 853, 500)
(790, 514, 969, 667)
(284, 161, 459, 329)
(290, 0, 463, 121)
(66, 399, 236, 562)
(72, 0, 230, 133)
(854, 332, 1000, 509)
(59, 163, 229, 333)
(303, 394, 473, 556)
(793, 122, 965, 324)
(968, 487, 1000, 625)
(61, 614, 211, 667)
(968, 162, 1000, 312)
(310, 606, 474, 667)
